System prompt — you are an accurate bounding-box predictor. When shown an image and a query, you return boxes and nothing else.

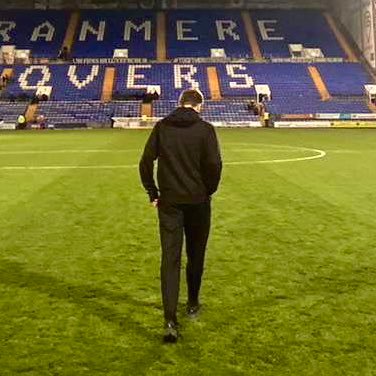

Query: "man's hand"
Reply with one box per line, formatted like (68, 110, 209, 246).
(151, 199, 159, 208)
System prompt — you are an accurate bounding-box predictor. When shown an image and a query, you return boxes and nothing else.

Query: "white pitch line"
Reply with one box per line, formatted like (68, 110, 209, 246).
(0, 165, 138, 171)
(0, 147, 326, 171)
(0, 142, 322, 156)
(0, 147, 297, 155)
(0, 149, 139, 155)
(323, 149, 375, 154)
(225, 148, 326, 165)
(228, 148, 306, 153)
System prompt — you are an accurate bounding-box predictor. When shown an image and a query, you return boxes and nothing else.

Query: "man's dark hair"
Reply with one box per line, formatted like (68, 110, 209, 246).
(179, 89, 204, 107)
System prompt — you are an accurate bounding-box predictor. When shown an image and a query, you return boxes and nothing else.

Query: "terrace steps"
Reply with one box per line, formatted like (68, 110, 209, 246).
(324, 12, 358, 63)
(308, 66, 331, 101)
(207, 66, 222, 101)
(157, 12, 167, 62)
(62, 11, 80, 54)
(142, 103, 153, 117)
(101, 67, 116, 102)
(242, 11, 263, 61)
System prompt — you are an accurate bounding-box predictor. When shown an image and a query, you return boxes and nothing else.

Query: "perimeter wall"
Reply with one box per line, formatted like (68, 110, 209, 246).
(332, 0, 376, 68)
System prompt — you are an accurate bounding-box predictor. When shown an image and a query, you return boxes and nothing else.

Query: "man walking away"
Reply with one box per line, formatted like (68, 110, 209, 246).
(139, 89, 222, 343)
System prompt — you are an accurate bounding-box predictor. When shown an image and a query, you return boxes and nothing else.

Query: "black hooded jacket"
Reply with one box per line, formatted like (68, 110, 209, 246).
(139, 107, 222, 204)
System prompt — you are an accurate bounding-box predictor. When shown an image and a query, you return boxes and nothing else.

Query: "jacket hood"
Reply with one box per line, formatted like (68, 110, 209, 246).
(164, 107, 201, 127)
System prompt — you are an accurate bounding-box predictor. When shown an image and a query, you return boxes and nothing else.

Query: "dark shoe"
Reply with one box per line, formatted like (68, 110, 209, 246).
(163, 321, 179, 343)
(186, 302, 200, 318)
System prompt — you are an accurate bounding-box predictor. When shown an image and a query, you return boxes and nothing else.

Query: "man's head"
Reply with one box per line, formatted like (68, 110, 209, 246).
(179, 89, 204, 113)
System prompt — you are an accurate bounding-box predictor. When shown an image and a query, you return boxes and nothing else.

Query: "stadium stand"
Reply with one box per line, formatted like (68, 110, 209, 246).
(110, 101, 141, 118)
(114, 63, 211, 100)
(153, 100, 176, 118)
(267, 98, 371, 115)
(0, 102, 28, 123)
(36, 100, 141, 125)
(72, 10, 157, 59)
(316, 63, 371, 96)
(6, 64, 106, 101)
(203, 100, 260, 123)
(0, 8, 374, 125)
(36, 101, 108, 125)
(0, 9, 347, 59)
(1, 62, 372, 118)
(154, 99, 259, 123)
(4, 62, 370, 95)
(0, 10, 70, 58)
(166, 10, 251, 58)
(250, 9, 346, 58)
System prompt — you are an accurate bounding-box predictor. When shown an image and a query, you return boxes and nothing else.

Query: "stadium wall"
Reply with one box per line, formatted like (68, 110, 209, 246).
(41, 0, 328, 10)
(333, 0, 376, 68)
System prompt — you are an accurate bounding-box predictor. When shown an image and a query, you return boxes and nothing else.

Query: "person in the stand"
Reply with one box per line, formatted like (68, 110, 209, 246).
(253, 104, 260, 116)
(143, 90, 160, 104)
(259, 101, 265, 117)
(263, 111, 270, 127)
(247, 99, 256, 112)
(151, 90, 160, 101)
(31, 95, 40, 105)
(58, 46, 70, 61)
(37, 114, 47, 129)
(248, 100, 262, 116)
(139, 89, 222, 343)
(16, 113, 27, 130)
(3, 74, 9, 85)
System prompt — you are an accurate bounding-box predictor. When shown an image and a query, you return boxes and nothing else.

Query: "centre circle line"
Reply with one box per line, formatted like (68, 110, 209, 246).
(0, 143, 326, 170)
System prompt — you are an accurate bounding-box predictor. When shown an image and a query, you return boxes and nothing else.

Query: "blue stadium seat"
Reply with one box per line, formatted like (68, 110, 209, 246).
(267, 98, 371, 115)
(316, 63, 370, 96)
(167, 10, 251, 59)
(6, 64, 106, 101)
(2, 62, 372, 117)
(154, 99, 259, 123)
(0, 102, 28, 122)
(250, 10, 345, 58)
(72, 10, 156, 59)
(114, 63, 210, 100)
(0, 10, 69, 58)
(203, 100, 259, 123)
(0, 9, 346, 60)
(37, 100, 141, 125)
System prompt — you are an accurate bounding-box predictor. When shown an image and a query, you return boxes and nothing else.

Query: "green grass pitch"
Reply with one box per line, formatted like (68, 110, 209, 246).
(0, 129, 375, 375)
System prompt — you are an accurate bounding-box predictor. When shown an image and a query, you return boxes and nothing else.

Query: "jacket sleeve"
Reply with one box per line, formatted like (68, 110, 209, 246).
(202, 126, 222, 196)
(139, 124, 159, 202)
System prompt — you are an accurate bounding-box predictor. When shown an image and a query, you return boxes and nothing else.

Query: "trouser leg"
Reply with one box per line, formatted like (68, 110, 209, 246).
(184, 201, 211, 305)
(158, 202, 184, 323)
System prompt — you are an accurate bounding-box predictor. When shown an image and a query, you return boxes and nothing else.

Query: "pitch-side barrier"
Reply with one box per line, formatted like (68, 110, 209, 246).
(112, 117, 262, 128)
(275, 113, 376, 128)
(0, 121, 16, 130)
